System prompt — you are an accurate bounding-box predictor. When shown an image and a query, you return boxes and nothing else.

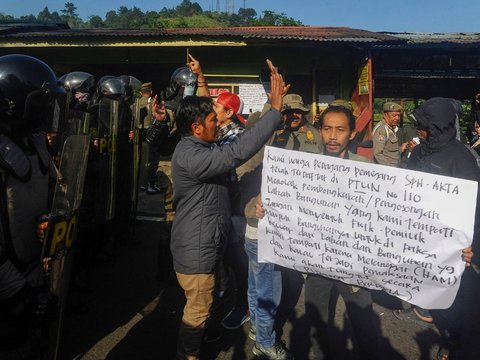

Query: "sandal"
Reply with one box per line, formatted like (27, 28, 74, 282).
(392, 308, 435, 329)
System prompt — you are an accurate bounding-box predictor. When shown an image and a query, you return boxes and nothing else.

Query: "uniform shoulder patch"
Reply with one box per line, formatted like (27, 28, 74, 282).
(306, 130, 315, 141)
(378, 134, 386, 143)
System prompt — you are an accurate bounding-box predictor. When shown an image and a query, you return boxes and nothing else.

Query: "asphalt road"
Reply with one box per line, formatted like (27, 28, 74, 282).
(58, 215, 446, 360)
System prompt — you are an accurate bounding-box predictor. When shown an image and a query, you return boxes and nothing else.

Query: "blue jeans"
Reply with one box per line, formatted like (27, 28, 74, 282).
(244, 237, 282, 348)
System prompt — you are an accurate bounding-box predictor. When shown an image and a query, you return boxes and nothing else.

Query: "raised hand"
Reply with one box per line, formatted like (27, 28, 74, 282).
(187, 54, 203, 76)
(266, 59, 287, 112)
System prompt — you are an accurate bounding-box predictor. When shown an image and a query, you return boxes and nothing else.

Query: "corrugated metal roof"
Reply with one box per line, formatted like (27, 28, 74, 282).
(380, 32, 480, 44)
(0, 22, 69, 35)
(165, 27, 400, 42)
(0, 26, 401, 44)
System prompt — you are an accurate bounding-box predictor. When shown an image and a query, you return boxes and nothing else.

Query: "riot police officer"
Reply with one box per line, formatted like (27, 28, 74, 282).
(90, 76, 125, 260)
(116, 75, 142, 243)
(0, 54, 63, 353)
(61, 71, 97, 297)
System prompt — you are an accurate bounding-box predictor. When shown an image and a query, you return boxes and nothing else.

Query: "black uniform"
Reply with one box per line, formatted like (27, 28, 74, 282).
(408, 97, 480, 360)
(0, 54, 63, 352)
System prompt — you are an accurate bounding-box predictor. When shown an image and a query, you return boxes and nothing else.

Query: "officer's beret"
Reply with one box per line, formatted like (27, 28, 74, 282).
(383, 102, 403, 112)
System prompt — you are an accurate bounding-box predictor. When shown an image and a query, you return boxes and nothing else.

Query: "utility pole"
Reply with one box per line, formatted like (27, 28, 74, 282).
(216, 0, 220, 12)
(226, 0, 235, 14)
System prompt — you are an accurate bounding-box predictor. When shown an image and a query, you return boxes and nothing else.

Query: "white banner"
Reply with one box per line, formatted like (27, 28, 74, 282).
(238, 83, 270, 114)
(259, 146, 478, 309)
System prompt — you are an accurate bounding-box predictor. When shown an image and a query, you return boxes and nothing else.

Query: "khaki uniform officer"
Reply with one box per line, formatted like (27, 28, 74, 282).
(274, 94, 323, 154)
(373, 101, 404, 166)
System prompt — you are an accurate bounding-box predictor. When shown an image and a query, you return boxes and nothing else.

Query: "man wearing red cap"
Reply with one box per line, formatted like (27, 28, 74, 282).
(214, 92, 247, 142)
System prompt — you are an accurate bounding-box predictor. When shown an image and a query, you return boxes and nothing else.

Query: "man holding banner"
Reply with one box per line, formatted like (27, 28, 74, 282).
(257, 104, 381, 360)
(258, 97, 478, 360)
(306, 104, 380, 360)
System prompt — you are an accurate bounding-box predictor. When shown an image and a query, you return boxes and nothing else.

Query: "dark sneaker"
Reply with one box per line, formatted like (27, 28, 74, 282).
(222, 307, 250, 330)
(202, 327, 222, 344)
(248, 327, 256, 341)
(253, 341, 293, 360)
(146, 185, 162, 194)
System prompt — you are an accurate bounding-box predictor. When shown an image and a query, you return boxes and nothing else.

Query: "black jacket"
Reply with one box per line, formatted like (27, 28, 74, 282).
(171, 109, 282, 274)
(408, 97, 480, 263)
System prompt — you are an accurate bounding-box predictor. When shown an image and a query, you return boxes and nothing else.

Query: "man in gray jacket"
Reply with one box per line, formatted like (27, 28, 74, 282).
(171, 60, 285, 360)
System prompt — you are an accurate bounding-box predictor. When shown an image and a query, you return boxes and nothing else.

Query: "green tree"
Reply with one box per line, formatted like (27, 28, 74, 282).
(155, 14, 225, 28)
(0, 13, 15, 21)
(158, 7, 176, 18)
(37, 7, 52, 22)
(87, 15, 106, 28)
(0, 2, 303, 29)
(19, 14, 36, 22)
(121, 6, 147, 28)
(104, 10, 119, 28)
(50, 11, 62, 23)
(254, 10, 303, 26)
(175, 0, 203, 17)
(61, 2, 78, 18)
(37, 7, 62, 23)
(103, 6, 148, 28)
(238, 7, 257, 24)
(60, 2, 84, 28)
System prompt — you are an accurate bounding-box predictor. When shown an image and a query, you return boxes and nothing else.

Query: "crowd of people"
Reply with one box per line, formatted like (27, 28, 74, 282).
(0, 52, 479, 360)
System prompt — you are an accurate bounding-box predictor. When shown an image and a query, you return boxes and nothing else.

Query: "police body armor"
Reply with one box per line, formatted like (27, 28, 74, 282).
(0, 132, 54, 353)
(0, 53, 74, 357)
(0, 132, 52, 285)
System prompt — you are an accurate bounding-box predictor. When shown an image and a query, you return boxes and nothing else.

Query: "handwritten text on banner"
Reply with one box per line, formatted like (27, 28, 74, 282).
(258, 146, 477, 309)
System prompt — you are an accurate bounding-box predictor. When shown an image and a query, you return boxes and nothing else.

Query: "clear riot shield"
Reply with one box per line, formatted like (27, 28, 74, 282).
(64, 105, 91, 137)
(47, 91, 91, 166)
(42, 92, 69, 166)
(95, 98, 119, 222)
(40, 134, 90, 360)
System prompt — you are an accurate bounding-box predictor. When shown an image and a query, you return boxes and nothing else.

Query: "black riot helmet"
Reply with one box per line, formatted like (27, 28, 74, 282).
(94, 75, 114, 100)
(117, 75, 142, 103)
(64, 71, 96, 94)
(57, 73, 68, 87)
(97, 77, 125, 100)
(64, 71, 95, 108)
(0, 54, 66, 134)
(170, 67, 197, 98)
